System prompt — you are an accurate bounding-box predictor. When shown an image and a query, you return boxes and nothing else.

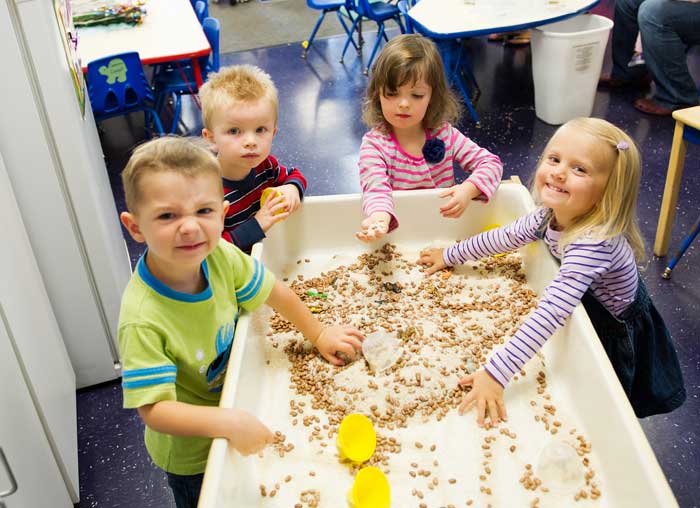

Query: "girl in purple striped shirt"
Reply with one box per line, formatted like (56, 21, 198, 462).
(418, 117, 685, 424)
(355, 34, 503, 242)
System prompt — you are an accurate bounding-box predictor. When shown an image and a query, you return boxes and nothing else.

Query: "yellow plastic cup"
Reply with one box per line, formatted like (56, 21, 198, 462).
(481, 223, 507, 257)
(337, 414, 376, 463)
(347, 466, 390, 508)
(260, 187, 285, 215)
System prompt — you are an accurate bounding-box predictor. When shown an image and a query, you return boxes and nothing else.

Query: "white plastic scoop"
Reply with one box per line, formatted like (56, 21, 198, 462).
(361, 331, 404, 373)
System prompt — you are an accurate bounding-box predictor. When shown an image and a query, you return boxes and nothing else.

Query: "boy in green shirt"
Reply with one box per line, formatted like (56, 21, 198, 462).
(117, 136, 363, 508)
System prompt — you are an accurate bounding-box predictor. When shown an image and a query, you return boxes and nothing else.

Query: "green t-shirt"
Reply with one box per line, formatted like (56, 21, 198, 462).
(118, 239, 275, 475)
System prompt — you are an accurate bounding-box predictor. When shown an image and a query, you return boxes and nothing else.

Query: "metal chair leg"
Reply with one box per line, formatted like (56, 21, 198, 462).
(662, 214, 700, 279)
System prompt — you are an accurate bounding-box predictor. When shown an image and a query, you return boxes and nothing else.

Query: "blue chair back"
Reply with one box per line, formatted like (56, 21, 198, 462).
(200, 17, 221, 77)
(195, 0, 207, 24)
(190, 0, 208, 16)
(86, 52, 153, 116)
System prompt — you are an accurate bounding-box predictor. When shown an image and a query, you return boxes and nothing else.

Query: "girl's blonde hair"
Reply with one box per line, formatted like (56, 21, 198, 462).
(199, 65, 279, 130)
(534, 117, 645, 262)
(121, 136, 222, 213)
(362, 34, 461, 130)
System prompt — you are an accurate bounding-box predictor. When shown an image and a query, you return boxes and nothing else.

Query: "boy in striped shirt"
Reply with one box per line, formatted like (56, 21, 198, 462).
(200, 65, 306, 253)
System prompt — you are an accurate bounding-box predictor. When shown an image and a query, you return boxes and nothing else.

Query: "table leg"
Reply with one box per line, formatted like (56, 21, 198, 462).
(435, 39, 479, 124)
(654, 120, 687, 257)
(193, 58, 203, 88)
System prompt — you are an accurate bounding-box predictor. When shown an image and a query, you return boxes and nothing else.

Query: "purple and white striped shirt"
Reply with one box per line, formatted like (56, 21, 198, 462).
(444, 207, 639, 387)
(359, 122, 503, 232)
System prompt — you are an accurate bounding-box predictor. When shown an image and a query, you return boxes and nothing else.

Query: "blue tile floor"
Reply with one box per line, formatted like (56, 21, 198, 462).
(80, 7, 699, 507)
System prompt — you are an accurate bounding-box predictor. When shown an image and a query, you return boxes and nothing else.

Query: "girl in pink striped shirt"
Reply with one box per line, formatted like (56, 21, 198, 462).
(355, 34, 504, 242)
(418, 118, 685, 425)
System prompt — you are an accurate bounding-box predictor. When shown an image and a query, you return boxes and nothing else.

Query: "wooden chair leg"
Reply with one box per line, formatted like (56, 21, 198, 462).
(654, 120, 688, 257)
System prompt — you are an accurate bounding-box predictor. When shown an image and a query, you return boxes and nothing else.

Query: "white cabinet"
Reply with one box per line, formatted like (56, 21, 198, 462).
(0, 152, 78, 506)
(0, 317, 73, 508)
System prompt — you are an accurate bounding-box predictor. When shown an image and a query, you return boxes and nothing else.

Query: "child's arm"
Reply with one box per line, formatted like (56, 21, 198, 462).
(450, 126, 503, 201)
(357, 136, 399, 241)
(417, 208, 547, 273)
(138, 401, 274, 456)
(461, 239, 614, 425)
(269, 155, 307, 214)
(265, 279, 364, 364)
(438, 126, 503, 218)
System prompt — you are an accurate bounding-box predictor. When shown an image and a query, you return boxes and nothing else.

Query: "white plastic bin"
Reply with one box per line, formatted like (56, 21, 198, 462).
(531, 14, 614, 125)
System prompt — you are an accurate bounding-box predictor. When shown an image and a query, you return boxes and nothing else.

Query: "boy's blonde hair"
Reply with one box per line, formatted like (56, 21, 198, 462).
(534, 117, 645, 262)
(122, 136, 222, 213)
(362, 34, 461, 130)
(199, 65, 279, 130)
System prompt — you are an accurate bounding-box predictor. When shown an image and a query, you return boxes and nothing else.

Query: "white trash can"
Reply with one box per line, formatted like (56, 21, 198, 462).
(531, 14, 613, 125)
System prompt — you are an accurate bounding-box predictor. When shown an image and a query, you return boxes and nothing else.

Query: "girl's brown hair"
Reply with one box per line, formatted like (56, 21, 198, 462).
(362, 34, 461, 130)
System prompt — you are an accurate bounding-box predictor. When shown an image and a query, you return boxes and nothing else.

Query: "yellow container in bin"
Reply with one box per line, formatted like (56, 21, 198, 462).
(337, 413, 376, 463)
(347, 466, 390, 508)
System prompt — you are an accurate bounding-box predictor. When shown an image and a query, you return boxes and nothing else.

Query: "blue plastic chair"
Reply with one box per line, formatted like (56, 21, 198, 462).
(342, 0, 405, 75)
(302, 0, 360, 59)
(397, 0, 412, 33)
(190, 0, 208, 18)
(195, 0, 207, 24)
(153, 17, 220, 134)
(86, 52, 164, 136)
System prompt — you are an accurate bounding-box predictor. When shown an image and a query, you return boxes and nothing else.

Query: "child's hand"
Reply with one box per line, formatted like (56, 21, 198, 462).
(225, 407, 275, 455)
(314, 325, 364, 366)
(458, 369, 507, 427)
(439, 182, 480, 219)
(417, 248, 447, 275)
(277, 184, 301, 214)
(255, 194, 289, 232)
(355, 212, 391, 242)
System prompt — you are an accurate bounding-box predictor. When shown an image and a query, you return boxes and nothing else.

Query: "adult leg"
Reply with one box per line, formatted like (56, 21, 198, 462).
(611, 0, 646, 79)
(638, 0, 700, 109)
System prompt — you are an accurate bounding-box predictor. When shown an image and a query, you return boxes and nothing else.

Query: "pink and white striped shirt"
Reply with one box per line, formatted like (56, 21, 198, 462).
(359, 123, 503, 231)
(443, 207, 639, 387)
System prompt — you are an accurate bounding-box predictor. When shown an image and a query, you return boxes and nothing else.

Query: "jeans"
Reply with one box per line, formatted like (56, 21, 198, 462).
(166, 471, 204, 508)
(612, 0, 700, 109)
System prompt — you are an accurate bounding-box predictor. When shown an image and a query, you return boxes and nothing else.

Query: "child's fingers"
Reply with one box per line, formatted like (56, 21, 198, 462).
(423, 264, 442, 276)
(344, 327, 365, 342)
(458, 391, 475, 415)
(325, 351, 345, 366)
(439, 198, 458, 213)
(438, 188, 454, 199)
(458, 374, 475, 386)
(343, 335, 363, 353)
(497, 399, 508, 421)
(476, 398, 487, 427)
(487, 399, 501, 426)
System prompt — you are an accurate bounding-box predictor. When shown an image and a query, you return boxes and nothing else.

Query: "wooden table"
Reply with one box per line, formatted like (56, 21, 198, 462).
(77, 0, 210, 86)
(654, 106, 700, 257)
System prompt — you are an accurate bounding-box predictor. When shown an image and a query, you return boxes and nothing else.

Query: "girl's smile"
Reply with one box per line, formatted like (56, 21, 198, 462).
(535, 124, 613, 228)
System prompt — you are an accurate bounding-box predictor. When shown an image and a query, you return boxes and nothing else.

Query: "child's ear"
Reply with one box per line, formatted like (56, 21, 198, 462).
(202, 128, 219, 153)
(120, 211, 146, 243)
(273, 125, 278, 137)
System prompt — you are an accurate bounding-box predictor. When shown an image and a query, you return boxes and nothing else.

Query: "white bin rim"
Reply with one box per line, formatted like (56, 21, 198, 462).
(534, 13, 613, 38)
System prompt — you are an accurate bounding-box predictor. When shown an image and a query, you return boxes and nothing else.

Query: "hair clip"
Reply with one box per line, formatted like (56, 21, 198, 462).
(616, 141, 629, 151)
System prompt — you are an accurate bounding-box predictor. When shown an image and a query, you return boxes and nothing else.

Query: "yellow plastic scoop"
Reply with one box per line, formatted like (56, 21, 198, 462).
(347, 466, 390, 508)
(260, 187, 285, 215)
(337, 414, 376, 463)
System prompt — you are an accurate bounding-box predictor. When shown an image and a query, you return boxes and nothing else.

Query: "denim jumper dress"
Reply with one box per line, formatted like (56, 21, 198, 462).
(534, 211, 686, 418)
